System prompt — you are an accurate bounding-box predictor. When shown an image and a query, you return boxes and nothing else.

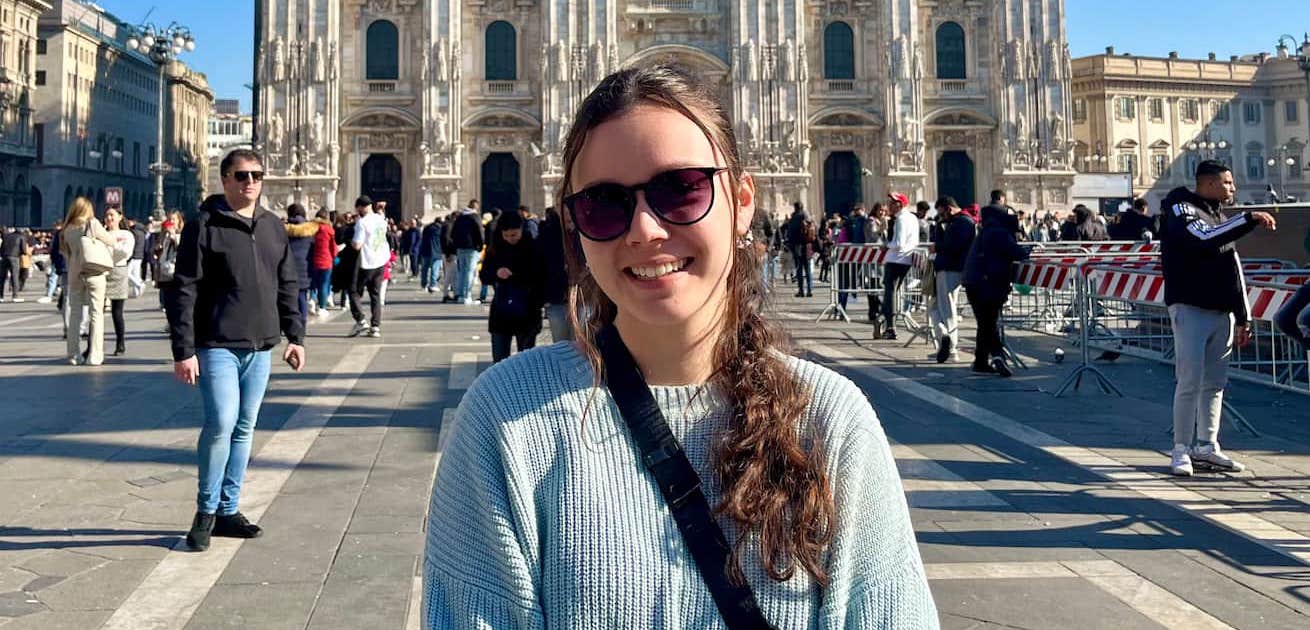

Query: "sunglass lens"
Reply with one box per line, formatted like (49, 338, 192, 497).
(572, 184, 631, 240)
(647, 169, 714, 224)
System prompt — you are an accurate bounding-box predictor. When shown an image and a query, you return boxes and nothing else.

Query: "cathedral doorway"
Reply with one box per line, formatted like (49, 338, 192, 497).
(362, 154, 403, 222)
(937, 151, 975, 206)
(480, 153, 520, 216)
(823, 151, 861, 216)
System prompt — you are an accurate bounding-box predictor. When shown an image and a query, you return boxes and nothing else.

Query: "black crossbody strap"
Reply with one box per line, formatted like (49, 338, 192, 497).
(595, 324, 775, 630)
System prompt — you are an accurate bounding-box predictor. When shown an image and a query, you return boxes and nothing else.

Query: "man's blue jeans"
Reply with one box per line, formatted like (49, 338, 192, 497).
(196, 348, 271, 515)
(310, 268, 332, 309)
(455, 249, 479, 301)
(420, 256, 442, 290)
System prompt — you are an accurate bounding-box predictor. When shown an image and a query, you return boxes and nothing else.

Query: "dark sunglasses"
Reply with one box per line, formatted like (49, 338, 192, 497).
(231, 170, 265, 183)
(564, 167, 728, 242)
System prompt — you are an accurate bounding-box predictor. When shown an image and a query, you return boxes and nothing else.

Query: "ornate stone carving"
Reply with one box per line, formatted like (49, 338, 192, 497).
(362, 132, 409, 152)
(271, 37, 286, 82)
(797, 43, 809, 81)
(327, 42, 338, 81)
(310, 111, 325, 153)
(268, 112, 284, 154)
(310, 40, 325, 83)
(435, 40, 449, 82)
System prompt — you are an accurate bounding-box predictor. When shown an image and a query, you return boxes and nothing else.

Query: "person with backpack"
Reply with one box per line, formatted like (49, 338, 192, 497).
(784, 201, 815, 297)
(423, 63, 935, 629)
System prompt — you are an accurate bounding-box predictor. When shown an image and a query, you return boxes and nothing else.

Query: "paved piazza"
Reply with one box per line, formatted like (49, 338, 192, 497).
(1, 277, 1309, 630)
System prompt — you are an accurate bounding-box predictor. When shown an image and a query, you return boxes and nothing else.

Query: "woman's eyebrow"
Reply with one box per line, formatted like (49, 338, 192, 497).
(574, 162, 718, 190)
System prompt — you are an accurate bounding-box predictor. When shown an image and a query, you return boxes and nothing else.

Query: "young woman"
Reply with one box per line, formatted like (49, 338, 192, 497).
(477, 211, 545, 363)
(59, 198, 115, 365)
(423, 65, 935, 628)
(104, 207, 135, 356)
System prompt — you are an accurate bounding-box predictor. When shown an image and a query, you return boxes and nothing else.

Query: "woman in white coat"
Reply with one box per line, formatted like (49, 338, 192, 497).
(58, 198, 115, 365)
(104, 206, 135, 356)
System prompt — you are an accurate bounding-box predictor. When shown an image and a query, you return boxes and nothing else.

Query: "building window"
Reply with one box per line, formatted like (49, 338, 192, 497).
(36, 39, 45, 55)
(484, 21, 517, 81)
(365, 20, 399, 80)
(1117, 97, 1136, 120)
(935, 21, 966, 79)
(34, 70, 44, 86)
(1180, 99, 1199, 122)
(823, 21, 854, 80)
(1148, 98, 1163, 120)
(1246, 154, 1265, 180)
(134, 142, 141, 175)
(1215, 150, 1232, 169)
(1118, 153, 1137, 176)
(34, 123, 43, 163)
(1152, 154, 1170, 179)
(1073, 99, 1087, 123)
(1243, 102, 1261, 125)
(1287, 101, 1300, 124)
(1213, 101, 1230, 123)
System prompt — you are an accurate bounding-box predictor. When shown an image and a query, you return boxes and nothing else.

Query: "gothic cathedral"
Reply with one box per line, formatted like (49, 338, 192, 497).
(256, 0, 1073, 221)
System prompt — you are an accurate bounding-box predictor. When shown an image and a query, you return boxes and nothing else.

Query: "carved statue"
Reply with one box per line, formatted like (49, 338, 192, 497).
(289, 40, 304, 80)
(1005, 41, 1024, 81)
(746, 40, 758, 82)
(327, 42, 338, 81)
(730, 48, 740, 82)
(257, 43, 267, 83)
(271, 37, 286, 82)
(891, 35, 907, 81)
(310, 41, 324, 83)
(590, 41, 605, 81)
(779, 39, 794, 82)
(268, 112, 284, 153)
(748, 115, 760, 145)
(421, 45, 430, 82)
(451, 46, 461, 80)
(1051, 113, 1065, 147)
(433, 111, 448, 149)
(540, 43, 551, 83)
(557, 42, 570, 82)
(912, 42, 923, 81)
(435, 41, 449, 82)
(797, 44, 809, 81)
(800, 142, 811, 170)
(310, 111, 325, 153)
(1016, 113, 1028, 142)
(1046, 41, 1061, 80)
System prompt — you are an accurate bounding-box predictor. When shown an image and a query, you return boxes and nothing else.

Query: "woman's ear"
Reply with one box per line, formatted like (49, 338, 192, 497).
(733, 172, 757, 237)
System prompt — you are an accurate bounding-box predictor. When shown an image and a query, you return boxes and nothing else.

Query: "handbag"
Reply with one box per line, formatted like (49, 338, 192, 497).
(78, 222, 114, 275)
(595, 324, 776, 630)
(491, 281, 531, 320)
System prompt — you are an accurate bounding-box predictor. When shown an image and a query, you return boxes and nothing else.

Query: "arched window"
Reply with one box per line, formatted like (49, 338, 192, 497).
(935, 22, 966, 79)
(485, 21, 517, 81)
(365, 20, 399, 80)
(823, 22, 854, 80)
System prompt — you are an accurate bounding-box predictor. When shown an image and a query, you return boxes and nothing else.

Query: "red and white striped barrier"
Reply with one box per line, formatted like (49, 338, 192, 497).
(1089, 269, 1165, 305)
(1013, 262, 1076, 291)
(832, 245, 888, 265)
(1248, 284, 1298, 322)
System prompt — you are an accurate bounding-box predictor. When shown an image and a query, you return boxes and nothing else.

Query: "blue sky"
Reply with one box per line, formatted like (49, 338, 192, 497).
(89, 1, 1310, 114)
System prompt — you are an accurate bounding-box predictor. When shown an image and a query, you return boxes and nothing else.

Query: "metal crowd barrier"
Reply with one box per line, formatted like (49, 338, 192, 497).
(818, 244, 934, 345)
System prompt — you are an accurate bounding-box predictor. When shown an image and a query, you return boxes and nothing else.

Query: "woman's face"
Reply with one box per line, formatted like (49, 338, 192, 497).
(571, 103, 755, 333)
(501, 228, 522, 245)
(105, 208, 122, 229)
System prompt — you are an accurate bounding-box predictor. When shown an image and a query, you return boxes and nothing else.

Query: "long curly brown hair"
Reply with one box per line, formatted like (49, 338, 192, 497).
(555, 64, 836, 586)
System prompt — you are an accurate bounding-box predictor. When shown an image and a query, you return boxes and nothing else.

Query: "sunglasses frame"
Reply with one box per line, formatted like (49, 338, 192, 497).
(564, 166, 729, 242)
(231, 170, 266, 183)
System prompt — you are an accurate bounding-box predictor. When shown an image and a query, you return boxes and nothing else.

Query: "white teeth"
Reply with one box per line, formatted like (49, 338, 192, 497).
(630, 259, 688, 279)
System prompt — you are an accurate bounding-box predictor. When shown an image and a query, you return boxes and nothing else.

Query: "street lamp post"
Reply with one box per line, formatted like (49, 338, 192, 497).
(1277, 34, 1310, 173)
(1266, 143, 1298, 202)
(125, 23, 196, 221)
(1081, 142, 1109, 173)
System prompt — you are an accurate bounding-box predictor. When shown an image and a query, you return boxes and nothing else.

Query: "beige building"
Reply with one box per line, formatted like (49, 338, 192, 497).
(163, 59, 215, 215)
(0, 0, 49, 226)
(1072, 46, 1310, 211)
(257, 0, 1075, 222)
(31, 0, 211, 226)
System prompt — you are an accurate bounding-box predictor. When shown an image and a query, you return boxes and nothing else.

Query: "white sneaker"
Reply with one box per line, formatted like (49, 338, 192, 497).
(348, 321, 368, 337)
(367, 327, 381, 338)
(1191, 443, 1245, 472)
(1169, 444, 1193, 477)
(12, 297, 24, 303)
(37, 296, 52, 304)
(463, 298, 477, 305)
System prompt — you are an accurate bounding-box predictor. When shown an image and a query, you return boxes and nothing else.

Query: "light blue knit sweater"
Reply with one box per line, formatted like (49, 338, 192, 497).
(423, 342, 938, 629)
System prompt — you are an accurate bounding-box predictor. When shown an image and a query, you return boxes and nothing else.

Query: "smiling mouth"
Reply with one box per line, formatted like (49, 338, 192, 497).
(625, 258, 692, 280)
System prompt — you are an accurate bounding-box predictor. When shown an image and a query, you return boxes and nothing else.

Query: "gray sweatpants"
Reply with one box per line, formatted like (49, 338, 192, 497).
(929, 270, 963, 348)
(1169, 303, 1234, 447)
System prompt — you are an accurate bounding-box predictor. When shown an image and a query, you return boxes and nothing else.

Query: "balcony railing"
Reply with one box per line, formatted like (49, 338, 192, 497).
(926, 78, 983, 98)
(825, 79, 855, 93)
(480, 80, 531, 98)
(627, 0, 713, 12)
(366, 81, 397, 94)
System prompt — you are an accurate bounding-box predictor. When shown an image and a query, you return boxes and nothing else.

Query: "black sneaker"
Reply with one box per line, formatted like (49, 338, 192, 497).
(880, 329, 898, 341)
(990, 357, 1013, 378)
(971, 362, 996, 374)
(186, 512, 216, 551)
(935, 337, 954, 364)
(212, 512, 263, 539)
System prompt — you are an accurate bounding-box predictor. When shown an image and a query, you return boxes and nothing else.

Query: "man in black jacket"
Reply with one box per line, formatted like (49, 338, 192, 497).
(166, 148, 305, 551)
(1109, 198, 1157, 241)
(1160, 160, 1276, 477)
(537, 207, 572, 341)
(418, 216, 444, 293)
(450, 200, 485, 304)
(929, 196, 976, 363)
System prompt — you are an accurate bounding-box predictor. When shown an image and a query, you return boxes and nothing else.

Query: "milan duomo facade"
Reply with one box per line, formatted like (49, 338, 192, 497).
(255, 0, 1074, 222)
